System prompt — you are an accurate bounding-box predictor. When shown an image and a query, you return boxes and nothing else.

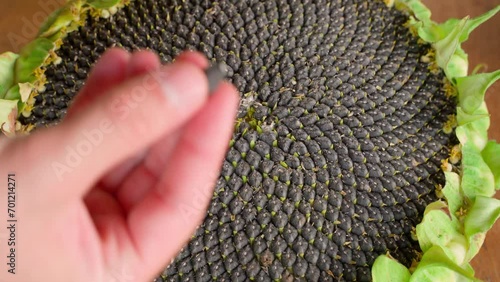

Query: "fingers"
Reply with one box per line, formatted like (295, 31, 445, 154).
(98, 51, 208, 192)
(97, 50, 162, 191)
(68, 49, 162, 193)
(84, 188, 129, 251)
(126, 82, 239, 273)
(115, 131, 182, 212)
(97, 150, 147, 193)
(85, 188, 125, 219)
(66, 49, 162, 121)
(175, 51, 210, 69)
(126, 50, 161, 77)
(5, 59, 210, 203)
(65, 48, 131, 119)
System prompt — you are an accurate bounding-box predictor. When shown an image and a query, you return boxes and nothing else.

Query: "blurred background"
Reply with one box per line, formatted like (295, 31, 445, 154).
(0, 0, 499, 280)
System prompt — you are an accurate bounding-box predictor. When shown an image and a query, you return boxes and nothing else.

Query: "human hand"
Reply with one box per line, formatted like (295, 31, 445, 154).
(0, 49, 239, 282)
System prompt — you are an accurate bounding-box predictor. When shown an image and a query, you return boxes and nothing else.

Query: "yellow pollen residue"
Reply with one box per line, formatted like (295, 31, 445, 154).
(22, 104, 34, 118)
(456, 207, 467, 219)
(435, 184, 444, 198)
(383, 0, 395, 7)
(89, 8, 101, 18)
(46, 50, 62, 66)
(449, 145, 462, 164)
(441, 158, 453, 172)
(403, 20, 419, 37)
(443, 78, 458, 98)
(33, 67, 44, 80)
(420, 49, 441, 74)
(53, 38, 64, 49)
(429, 62, 441, 75)
(33, 68, 48, 92)
(443, 115, 457, 134)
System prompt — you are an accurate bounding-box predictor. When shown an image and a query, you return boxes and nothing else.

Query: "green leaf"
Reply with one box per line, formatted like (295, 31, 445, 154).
(372, 255, 411, 282)
(482, 141, 500, 189)
(425, 6, 500, 77)
(416, 201, 467, 264)
(3, 85, 20, 101)
(14, 38, 54, 83)
(416, 19, 456, 43)
(410, 246, 477, 282)
(390, 2, 500, 281)
(433, 17, 468, 77)
(38, 5, 79, 38)
(456, 107, 489, 127)
(4, 85, 23, 114)
(463, 196, 500, 261)
(461, 142, 496, 200)
(419, 6, 497, 44)
(446, 47, 469, 78)
(455, 105, 490, 152)
(88, 0, 121, 9)
(458, 5, 500, 43)
(3, 83, 32, 114)
(0, 52, 19, 99)
(457, 70, 500, 114)
(399, 0, 432, 22)
(414, 17, 466, 44)
(442, 172, 463, 215)
(422, 7, 500, 77)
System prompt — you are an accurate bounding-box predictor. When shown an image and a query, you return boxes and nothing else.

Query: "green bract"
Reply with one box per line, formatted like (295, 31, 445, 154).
(464, 196, 500, 261)
(461, 142, 495, 199)
(442, 172, 463, 215)
(458, 71, 500, 116)
(88, 0, 121, 9)
(0, 52, 18, 98)
(0, 0, 125, 133)
(373, 1, 500, 281)
(416, 201, 467, 265)
(372, 255, 411, 282)
(482, 142, 500, 189)
(410, 246, 477, 282)
(14, 38, 54, 83)
(37, 4, 82, 38)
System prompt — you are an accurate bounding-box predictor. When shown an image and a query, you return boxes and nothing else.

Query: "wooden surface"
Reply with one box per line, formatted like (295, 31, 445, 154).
(0, 0, 499, 280)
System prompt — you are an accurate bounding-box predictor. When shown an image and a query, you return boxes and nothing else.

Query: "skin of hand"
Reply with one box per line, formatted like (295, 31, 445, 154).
(0, 49, 239, 282)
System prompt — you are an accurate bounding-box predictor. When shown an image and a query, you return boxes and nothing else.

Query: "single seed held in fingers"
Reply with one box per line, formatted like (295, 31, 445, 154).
(205, 63, 228, 94)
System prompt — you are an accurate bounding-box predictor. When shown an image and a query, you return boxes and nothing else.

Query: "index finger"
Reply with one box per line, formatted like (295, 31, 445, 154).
(126, 82, 239, 276)
(4, 61, 209, 204)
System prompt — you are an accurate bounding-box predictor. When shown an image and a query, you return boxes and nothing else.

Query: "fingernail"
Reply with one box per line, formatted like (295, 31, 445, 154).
(205, 63, 228, 94)
(151, 64, 207, 109)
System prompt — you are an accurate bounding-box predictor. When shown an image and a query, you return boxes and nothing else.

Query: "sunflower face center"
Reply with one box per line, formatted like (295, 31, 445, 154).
(24, 0, 457, 280)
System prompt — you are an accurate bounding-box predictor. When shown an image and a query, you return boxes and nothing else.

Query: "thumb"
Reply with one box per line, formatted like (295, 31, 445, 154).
(7, 60, 209, 202)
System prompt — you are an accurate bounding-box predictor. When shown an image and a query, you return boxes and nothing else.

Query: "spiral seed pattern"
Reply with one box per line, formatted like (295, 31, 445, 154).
(23, 0, 457, 281)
